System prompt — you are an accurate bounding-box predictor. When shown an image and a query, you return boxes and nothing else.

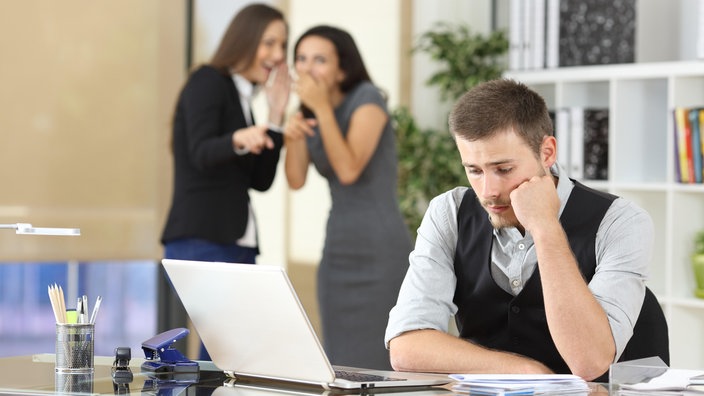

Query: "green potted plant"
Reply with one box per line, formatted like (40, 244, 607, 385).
(395, 22, 508, 238)
(693, 230, 704, 298)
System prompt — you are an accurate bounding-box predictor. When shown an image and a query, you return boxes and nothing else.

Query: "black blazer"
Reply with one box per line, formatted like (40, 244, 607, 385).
(161, 65, 283, 246)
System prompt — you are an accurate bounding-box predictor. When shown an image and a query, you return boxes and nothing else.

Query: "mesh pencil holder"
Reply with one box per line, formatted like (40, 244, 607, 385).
(55, 323, 95, 373)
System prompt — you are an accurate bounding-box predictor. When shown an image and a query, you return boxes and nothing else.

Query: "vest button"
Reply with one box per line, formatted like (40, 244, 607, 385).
(511, 306, 520, 314)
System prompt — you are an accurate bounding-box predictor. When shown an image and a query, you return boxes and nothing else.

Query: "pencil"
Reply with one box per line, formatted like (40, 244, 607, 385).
(47, 285, 60, 323)
(58, 284, 67, 324)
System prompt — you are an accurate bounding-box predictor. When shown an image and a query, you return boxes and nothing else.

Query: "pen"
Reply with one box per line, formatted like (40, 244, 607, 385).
(89, 295, 102, 324)
(82, 295, 89, 323)
(77, 297, 84, 324)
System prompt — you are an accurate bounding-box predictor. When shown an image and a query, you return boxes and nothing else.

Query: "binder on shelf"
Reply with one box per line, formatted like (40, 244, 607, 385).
(555, 108, 571, 172)
(569, 107, 585, 180)
(531, 0, 546, 70)
(523, 0, 637, 69)
(583, 108, 609, 180)
(521, 0, 534, 69)
(545, 0, 560, 68)
(558, 0, 636, 67)
(679, 0, 704, 60)
(509, 0, 524, 70)
(554, 107, 609, 181)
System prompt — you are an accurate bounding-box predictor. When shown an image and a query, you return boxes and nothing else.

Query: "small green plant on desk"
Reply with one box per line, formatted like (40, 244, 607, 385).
(693, 230, 704, 298)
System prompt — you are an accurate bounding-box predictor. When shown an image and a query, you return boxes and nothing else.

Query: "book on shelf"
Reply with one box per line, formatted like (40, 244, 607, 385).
(689, 108, 703, 183)
(672, 106, 704, 184)
(673, 107, 699, 183)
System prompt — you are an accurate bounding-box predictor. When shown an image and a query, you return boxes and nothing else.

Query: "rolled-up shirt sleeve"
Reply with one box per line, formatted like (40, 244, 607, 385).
(384, 187, 467, 348)
(590, 197, 653, 362)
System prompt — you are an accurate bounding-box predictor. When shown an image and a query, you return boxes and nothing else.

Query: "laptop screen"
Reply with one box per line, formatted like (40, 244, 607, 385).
(162, 259, 335, 387)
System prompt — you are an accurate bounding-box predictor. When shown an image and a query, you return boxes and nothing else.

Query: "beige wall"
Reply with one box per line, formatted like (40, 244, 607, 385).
(0, 1, 183, 261)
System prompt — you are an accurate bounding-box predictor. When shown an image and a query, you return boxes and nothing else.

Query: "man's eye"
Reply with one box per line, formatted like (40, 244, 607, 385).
(498, 168, 512, 174)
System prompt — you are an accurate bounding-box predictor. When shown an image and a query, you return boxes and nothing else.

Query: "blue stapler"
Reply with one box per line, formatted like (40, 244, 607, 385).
(140, 328, 199, 378)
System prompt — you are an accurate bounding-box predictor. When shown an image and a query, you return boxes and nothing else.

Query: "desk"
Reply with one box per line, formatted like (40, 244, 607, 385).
(0, 354, 225, 395)
(0, 354, 610, 395)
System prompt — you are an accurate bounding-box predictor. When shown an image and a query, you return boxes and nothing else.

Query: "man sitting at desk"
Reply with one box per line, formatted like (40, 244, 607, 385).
(384, 79, 661, 381)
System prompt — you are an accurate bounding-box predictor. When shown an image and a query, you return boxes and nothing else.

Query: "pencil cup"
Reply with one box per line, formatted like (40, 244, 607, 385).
(55, 323, 95, 373)
(55, 372, 93, 394)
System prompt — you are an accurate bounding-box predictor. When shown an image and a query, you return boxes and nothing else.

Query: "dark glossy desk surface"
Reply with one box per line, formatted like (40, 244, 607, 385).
(0, 354, 610, 395)
(0, 355, 455, 396)
(0, 354, 227, 395)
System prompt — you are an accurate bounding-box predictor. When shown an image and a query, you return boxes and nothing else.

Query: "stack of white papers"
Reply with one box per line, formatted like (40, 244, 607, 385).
(449, 373, 589, 395)
(617, 368, 704, 394)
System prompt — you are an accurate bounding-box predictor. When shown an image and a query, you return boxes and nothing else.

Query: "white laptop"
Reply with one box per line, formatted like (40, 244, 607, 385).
(161, 259, 450, 391)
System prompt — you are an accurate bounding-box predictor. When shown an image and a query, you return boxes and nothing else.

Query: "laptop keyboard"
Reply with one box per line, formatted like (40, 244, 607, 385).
(334, 369, 406, 382)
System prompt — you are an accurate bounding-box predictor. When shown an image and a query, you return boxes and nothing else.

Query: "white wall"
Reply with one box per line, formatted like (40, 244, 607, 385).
(410, 0, 493, 129)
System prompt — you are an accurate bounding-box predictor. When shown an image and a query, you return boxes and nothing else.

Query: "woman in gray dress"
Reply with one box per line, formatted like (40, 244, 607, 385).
(284, 25, 412, 370)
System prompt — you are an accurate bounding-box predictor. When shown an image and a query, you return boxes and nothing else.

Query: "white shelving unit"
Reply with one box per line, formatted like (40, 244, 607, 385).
(505, 61, 704, 369)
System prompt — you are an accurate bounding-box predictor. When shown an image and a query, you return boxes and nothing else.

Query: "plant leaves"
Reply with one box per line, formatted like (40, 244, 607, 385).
(395, 22, 508, 239)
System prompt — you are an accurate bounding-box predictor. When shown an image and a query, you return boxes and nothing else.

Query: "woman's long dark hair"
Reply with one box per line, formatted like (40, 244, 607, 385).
(294, 25, 373, 118)
(210, 3, 286, 74)
(170, 4, 285, 150)
(294, 25, 372, 93)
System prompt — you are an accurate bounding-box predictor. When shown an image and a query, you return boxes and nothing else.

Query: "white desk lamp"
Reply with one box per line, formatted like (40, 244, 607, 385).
(0, 223, 80, 236)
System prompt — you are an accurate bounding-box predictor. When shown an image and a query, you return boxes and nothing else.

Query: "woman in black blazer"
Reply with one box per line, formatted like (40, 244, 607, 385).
(162, 4, 290, 263)
(159, 4, 291, 358)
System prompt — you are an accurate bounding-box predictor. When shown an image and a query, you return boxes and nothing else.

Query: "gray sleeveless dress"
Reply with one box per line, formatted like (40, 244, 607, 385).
(306, 82, 413, 370)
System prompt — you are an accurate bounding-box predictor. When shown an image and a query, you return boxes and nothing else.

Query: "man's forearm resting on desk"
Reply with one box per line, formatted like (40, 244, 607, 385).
(528, 222, 616, 380)
(388, 329, 552, 375)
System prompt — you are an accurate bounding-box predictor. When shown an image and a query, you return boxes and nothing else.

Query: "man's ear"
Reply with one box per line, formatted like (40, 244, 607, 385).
(541, 135, 558, 168)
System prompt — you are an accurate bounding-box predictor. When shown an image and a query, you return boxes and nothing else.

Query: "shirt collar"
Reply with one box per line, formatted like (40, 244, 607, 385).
(552, 161, 574, 218)
(231, 73, 257, 101)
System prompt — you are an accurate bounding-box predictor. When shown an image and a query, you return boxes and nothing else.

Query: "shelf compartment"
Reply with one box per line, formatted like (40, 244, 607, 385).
(612, 78, 669, 183)
(670, 191, 704, 300)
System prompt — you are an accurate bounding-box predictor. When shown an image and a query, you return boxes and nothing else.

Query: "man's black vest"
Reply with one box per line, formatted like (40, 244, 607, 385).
(453, 181, 616, 374)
